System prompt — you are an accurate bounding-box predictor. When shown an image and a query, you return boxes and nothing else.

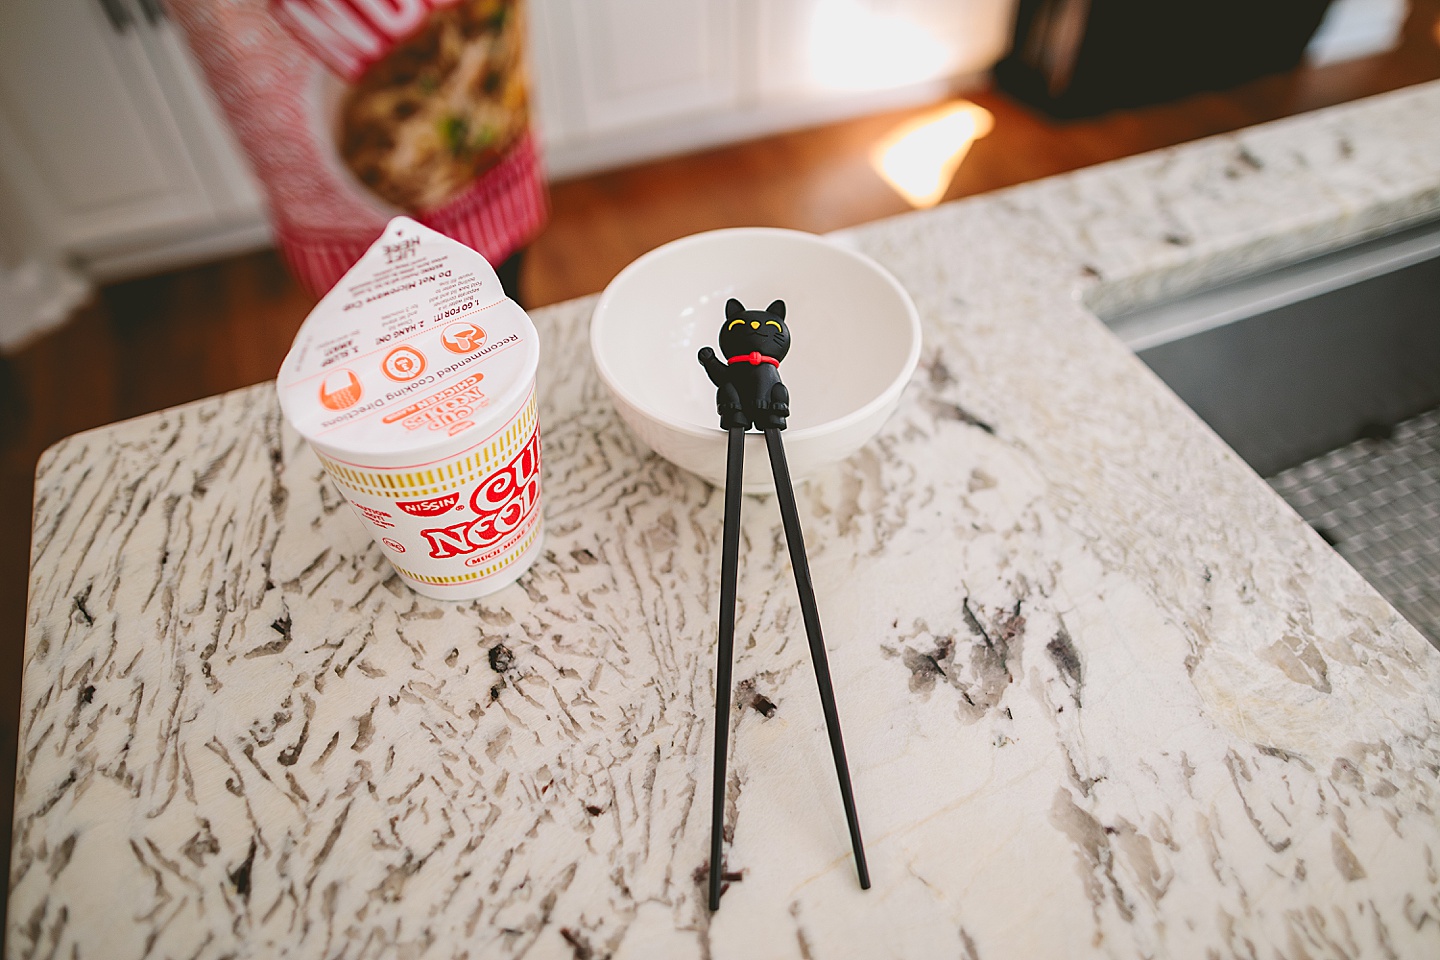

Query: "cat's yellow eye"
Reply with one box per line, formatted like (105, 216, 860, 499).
(727, 319, 746, 329)
(766, 320, 783, 331)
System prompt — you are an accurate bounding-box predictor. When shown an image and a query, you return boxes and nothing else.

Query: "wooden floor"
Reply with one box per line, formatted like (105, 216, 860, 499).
(3, 3, 1439, 933)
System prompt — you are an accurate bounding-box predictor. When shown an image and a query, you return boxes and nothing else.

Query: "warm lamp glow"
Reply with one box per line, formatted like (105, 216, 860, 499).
(871, 101, 995, 209)
(807, 0, 952, 93)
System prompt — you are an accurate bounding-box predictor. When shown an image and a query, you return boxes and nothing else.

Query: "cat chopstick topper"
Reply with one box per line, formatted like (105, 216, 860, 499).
(697, 298, 791, 431)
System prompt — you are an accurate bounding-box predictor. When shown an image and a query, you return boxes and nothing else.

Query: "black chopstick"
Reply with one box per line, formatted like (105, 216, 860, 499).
(764, 427, 870, 891)
(709, 425, 746, 910)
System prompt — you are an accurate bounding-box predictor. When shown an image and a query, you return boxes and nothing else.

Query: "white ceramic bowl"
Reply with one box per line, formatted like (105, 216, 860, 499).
(590, 228, 922, 494)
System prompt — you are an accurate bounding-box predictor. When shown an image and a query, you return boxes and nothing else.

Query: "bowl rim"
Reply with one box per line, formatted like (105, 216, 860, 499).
(589, 226, 922, 444)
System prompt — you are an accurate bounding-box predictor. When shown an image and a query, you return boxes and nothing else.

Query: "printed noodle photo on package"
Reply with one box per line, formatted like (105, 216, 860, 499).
(168, 0, 548, 295)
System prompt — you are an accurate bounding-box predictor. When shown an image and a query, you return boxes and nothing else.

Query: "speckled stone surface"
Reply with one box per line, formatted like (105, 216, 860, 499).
(12, 82, 1440, 960)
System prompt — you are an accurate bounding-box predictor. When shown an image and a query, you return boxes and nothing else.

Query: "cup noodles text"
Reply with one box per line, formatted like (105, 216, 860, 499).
(277, 216, 542, 600)
(168, 0, 547, 295)
(417, 427, 538, 560)
(272, 0, 444, 82)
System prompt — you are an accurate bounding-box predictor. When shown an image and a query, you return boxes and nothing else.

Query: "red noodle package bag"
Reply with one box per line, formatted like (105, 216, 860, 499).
(169, 0, 547, 294)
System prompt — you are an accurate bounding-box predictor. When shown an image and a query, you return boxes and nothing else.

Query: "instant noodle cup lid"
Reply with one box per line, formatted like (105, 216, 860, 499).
(277, 217, 539, 467)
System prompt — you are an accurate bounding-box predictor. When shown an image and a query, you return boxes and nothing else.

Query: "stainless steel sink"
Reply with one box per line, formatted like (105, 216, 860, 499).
(1103, 220, 1440, 645)
(1108, 220, 1440, 477)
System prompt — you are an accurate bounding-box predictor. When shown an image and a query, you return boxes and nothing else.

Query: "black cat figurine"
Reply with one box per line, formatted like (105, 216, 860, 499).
(697, 298, 791, 431)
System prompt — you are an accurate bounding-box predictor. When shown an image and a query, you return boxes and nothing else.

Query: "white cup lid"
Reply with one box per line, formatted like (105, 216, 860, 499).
(277, 217, 539, 466)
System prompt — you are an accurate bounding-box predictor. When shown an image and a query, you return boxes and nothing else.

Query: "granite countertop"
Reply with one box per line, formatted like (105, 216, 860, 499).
(11, 82, 1440, 959)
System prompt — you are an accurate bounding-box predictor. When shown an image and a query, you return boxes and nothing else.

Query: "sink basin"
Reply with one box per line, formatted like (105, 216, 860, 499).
(1107, 219, 1440, 477)
(1103, 219, 1440, 646)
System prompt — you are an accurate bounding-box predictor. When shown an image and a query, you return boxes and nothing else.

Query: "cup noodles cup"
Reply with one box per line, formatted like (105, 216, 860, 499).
(277, 216, 541, 599)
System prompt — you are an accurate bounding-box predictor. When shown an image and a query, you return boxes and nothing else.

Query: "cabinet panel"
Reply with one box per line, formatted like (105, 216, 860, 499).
(534, 0, 1017, 177)
(0, 0, 212, 250)
(567, 0, 739, 135)
(755, 0, 1015, 100)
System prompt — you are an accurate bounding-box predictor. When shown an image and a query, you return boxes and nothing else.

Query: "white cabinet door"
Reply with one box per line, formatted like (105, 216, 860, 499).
(0, 0, 216, 254)
(755, 0, 1014, 100)
(540, 0, 739, 137)
(531, 0, 1017, 178)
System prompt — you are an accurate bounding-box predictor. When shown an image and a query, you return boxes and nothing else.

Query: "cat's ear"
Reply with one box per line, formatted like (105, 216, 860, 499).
(725, 298, 746, 320)
(767, 300, 786, 320)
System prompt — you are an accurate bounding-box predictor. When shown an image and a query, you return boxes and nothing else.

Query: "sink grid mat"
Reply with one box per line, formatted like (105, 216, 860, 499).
(1268, 406, 1440, 649)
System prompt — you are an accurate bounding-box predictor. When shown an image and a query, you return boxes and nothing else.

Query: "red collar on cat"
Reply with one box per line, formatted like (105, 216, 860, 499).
(727, 352, 780, 367)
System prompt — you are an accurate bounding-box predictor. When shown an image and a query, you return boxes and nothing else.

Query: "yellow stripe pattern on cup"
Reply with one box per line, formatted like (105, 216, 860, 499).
(315, 394, 537, 498)
(391, 516, 542, 586)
